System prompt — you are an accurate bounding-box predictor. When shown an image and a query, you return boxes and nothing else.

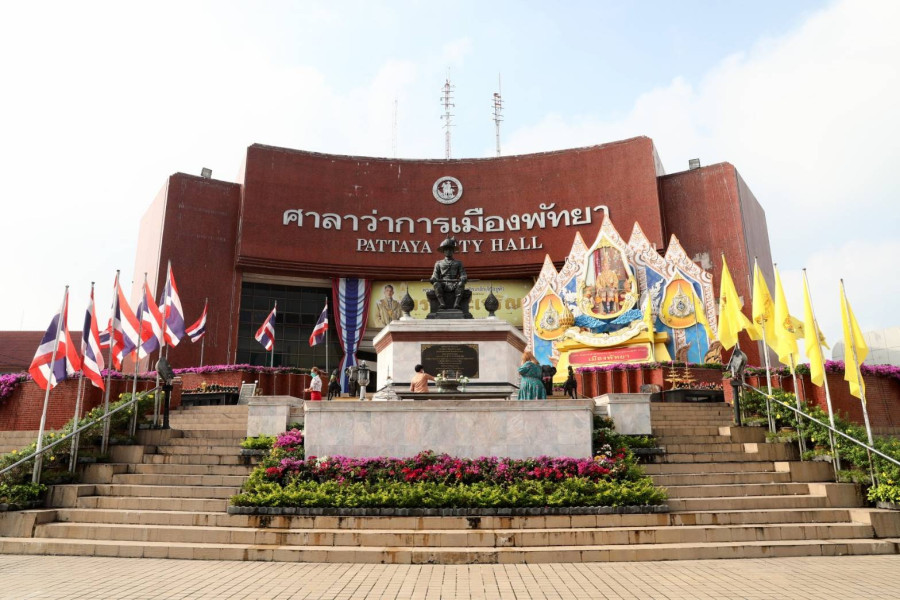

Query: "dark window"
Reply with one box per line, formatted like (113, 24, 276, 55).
(236, 281, 341, 371)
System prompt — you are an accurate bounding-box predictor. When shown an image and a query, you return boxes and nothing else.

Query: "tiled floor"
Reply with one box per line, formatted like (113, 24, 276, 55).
(1, 554, 899, 599)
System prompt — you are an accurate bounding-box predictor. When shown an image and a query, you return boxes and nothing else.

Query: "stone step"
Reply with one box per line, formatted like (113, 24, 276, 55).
(142, 454, 244, 465)
(666, 494, 831, 512)
(650, 420, 732, 427)
(163, 437, 247, 447)
(651, 449, 794, 463)
(651, 471, 793, 486)
(155, 446, 242, 456)
(32, 521, 877, 548)
(651, 435, 732, 445)
(642, 461, 776, 475)
(92, 484, 239, 499)
(175, 406, 249, 412)
(76, 495, 229, 512)
(177, 429, 249, 439)
(1, 536, 895, 563)
(130, 463, 253, 476)
(663, 482, 811, 499)
(167, 421, 249, 428)
(51, 507, 860, 530)
(112, 473, 248, 487)
(660, 443, 751, 454)
(651, 426, 725, 436)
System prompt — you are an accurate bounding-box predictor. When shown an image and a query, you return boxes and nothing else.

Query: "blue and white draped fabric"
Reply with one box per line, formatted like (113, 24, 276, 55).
(332, 278, 372, 392)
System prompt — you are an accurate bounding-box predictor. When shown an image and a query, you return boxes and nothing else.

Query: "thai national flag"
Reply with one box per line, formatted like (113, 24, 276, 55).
(255, 303, 277, 351)
(81, 285, 105, 390)
(186, 300, 208, 343)
(138, 282, 164, 359)
(162, 263, 186, 346)
(29, 288, 81, 391)
(109, 275, 141, 370)
(309, 303, 328, 347)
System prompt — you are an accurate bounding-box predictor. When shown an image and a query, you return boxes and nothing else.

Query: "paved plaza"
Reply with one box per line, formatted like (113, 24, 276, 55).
(1, 555, 899, 599)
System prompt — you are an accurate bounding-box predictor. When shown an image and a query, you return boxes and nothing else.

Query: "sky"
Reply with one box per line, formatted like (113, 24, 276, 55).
(0, 0, 897, 362)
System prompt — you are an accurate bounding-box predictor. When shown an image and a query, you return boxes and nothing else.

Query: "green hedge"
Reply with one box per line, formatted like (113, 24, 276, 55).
(232, 477, 667, 509)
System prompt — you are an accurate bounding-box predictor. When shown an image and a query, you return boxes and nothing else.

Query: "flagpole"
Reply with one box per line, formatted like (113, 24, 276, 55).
(132, 274, 147, 433)
(841, 279, 876, 484)
(804, 269, 840, 472)
(163, 261, 172, 361)
(789, 354, 807, 455)
(155, 273, 166, 427)
(199, 297, 208, 367)
(325, 301, 330, 376)
(270, 301, 275, 368)
(33, 287, 68, 484)
(102, 271, 120, 454)
(68, 373, 85, 473)
(752, 258, 776, 432)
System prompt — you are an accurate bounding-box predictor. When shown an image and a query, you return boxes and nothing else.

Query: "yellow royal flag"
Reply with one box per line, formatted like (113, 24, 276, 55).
(802, 275, 826, 386)
(717, 256, 759, 350)
(752, 260, 776, 349)
(772, 267, 799, 368)
(840, 283, 869, 400)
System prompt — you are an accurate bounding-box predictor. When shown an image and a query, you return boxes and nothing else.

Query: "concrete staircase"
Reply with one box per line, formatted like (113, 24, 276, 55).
(1, 402, 898, 563)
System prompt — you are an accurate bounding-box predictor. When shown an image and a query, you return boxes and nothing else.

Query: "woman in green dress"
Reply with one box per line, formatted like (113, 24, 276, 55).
(517, 351, 547, 400)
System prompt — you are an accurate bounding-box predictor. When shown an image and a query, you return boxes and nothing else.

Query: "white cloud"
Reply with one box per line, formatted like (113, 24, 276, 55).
(505, 0, 900, 354)
(441, 38, 474, 68)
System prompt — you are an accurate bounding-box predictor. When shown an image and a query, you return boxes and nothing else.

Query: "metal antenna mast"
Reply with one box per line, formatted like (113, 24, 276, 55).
(392, 98, 398, 158)
(492, 75, 504, 157)
(441, 76, 455, 159)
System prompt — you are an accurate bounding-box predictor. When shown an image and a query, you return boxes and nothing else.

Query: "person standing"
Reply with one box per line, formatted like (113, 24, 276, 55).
(563, 365, 577, 399)
(305, 367, 323, 401)
(409, 364, 435, 393)
(327, 368, 341, 401)
(517, 352, 546, 400)
(541, 363, 557, 397)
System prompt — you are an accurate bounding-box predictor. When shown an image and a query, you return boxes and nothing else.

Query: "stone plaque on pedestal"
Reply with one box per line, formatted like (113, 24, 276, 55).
(421, 344, 479, 378)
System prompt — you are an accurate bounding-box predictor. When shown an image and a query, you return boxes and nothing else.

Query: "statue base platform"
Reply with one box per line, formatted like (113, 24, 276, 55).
(426, 308, 471, 320)
(373, 319, 527, 392)
(304, 399, 594, 459)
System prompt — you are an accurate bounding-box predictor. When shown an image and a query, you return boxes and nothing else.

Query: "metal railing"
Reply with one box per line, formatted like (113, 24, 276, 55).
(740, 382, 900, 485)
(0, 386, 162, 483)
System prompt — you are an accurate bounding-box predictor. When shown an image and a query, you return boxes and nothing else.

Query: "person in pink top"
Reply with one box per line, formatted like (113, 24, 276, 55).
(409, 364, 435, 393)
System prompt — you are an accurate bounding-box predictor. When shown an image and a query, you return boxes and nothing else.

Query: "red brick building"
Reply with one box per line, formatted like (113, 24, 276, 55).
(126, 136, 771, 372)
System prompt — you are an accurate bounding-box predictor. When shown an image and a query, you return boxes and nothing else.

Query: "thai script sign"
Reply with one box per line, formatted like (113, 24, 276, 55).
(568, 345, 651, 365)
(282, 204, 609, 255)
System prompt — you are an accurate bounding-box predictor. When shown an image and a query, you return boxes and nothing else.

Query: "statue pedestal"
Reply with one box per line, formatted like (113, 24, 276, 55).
(304, 399, 594, 459)
(373, 319, 527, 395)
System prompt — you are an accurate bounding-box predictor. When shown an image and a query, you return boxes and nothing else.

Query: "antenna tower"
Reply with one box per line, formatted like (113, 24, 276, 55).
(392, 98, 398, 158)
(492, 75, 503, 157)
(440, 77, 455, 159)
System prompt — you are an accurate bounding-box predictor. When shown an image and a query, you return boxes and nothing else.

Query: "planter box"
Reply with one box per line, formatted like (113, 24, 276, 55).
(876, 501, 900, 511)
(225, 504, 670, 517)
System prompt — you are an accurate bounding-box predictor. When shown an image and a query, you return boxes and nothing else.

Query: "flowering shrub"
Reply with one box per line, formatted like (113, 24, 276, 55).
(0, 373, 28, 402)
(576, 362, 725, 374)
(274, 428, 304, 450)
(171, 364, 311, 376)
(258, 451, 634, 487)
(232, 477, 666, 509)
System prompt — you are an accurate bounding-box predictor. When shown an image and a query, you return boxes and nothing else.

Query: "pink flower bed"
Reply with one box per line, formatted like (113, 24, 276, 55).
(263, 450, 629, 485)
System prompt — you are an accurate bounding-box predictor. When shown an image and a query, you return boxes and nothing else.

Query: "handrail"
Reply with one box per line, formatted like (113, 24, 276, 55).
(742, 383, 900, 479)
(0, 386, 162, 479)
